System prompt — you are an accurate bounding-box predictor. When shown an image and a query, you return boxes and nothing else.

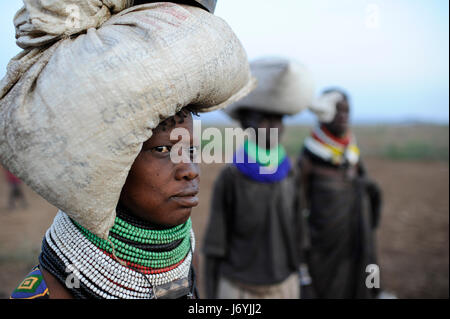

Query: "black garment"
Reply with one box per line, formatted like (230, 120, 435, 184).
(203, 164, 305, 298)
(299, 148, 381, 299)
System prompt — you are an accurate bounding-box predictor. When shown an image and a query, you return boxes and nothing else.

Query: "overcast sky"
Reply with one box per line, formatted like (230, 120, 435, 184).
(1, 0, 448, 124)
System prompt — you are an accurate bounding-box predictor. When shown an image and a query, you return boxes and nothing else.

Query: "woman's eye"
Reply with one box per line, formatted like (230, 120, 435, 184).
(152, 146, 171, 153)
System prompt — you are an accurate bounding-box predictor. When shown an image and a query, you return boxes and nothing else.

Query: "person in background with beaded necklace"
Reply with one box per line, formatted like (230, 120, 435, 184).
(202, 57, 315, 299)
(298, 88, 383, 299)
(7, 0, 256, 299)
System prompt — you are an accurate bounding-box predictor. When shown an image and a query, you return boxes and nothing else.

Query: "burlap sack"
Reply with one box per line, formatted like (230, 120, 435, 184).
(0, 2, 255, 239)
(308, 91, 343, 123)
(224, 57, 315, 119)
(14, 0, 134, 49)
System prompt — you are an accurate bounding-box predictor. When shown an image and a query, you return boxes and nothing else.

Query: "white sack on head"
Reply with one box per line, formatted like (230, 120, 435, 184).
(0, 3, 255, 239)
(14, 0, 134, 49)
(308, 91, 344, 123)
(224, 57, 315, 119)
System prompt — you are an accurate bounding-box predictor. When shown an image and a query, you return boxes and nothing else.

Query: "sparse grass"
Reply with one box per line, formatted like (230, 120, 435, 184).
(382, 141, 449, 161)
(352, 124, 449, 161)
(200, 123, 449, 162)
(281, 126, 310, 157)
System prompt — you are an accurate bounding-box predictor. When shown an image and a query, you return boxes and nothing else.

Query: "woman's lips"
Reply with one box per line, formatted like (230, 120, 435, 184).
(170, 191, 199, 207)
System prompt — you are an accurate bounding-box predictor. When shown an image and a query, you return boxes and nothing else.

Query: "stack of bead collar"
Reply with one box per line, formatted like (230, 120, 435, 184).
(39, 210, 194, 299)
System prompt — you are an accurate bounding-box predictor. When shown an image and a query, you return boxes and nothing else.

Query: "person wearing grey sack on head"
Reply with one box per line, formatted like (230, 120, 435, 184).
(3, 0, 256, 299)
(203, 57, 315, 299)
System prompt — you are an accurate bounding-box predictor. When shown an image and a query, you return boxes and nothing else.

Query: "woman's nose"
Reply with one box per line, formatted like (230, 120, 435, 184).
(175, 162, 200, 181)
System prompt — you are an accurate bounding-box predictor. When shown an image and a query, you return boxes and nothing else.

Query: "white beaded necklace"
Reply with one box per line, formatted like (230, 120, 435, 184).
(45, 211, 194, 299)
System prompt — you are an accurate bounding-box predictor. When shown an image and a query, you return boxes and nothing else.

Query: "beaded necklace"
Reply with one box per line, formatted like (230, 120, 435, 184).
(39, 211, 195, 299)
(244, 139, 287, 167)
(74, 216, 192, 269)
(233, 140, 292, 183)
(304, 125, 360, 166)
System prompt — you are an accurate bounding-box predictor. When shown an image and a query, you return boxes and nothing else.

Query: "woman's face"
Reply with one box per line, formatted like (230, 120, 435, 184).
(119, 112, 200, 227)
(324, 99, 350, 137)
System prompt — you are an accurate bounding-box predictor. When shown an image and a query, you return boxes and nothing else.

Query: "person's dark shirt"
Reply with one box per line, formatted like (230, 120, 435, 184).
(203, 164, 303, 286)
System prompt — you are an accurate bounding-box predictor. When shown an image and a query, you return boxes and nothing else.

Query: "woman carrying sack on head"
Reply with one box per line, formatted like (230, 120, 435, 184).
(2, 0, 255, 299)
(202, 57, 315, 299)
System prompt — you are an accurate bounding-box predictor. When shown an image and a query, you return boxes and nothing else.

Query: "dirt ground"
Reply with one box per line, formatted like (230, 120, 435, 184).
(0, 157, 448, 299)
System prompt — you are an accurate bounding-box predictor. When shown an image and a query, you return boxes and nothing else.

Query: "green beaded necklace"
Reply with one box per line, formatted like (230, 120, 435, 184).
(73, 217, 192, 269)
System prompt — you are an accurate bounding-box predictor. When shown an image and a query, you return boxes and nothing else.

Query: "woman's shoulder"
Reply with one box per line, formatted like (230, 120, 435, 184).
(10, 265, 49, 299)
